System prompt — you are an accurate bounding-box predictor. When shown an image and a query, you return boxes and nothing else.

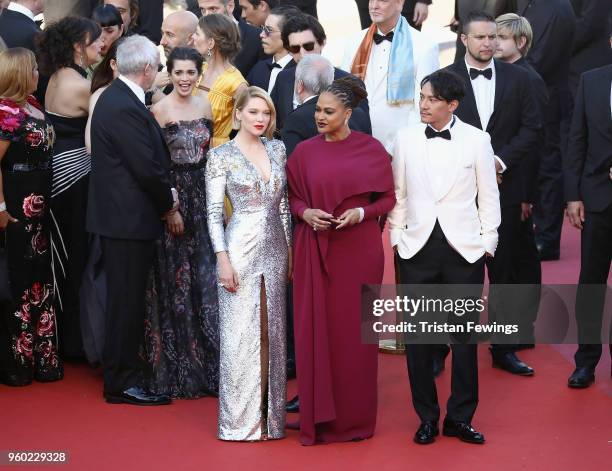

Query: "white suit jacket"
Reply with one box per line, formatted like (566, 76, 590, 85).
(388, 118, 501, 263)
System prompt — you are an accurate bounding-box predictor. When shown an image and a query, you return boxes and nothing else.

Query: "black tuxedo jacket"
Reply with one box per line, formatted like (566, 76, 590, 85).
(247, 57, 296, 93)
(565, 64, 612, 212)
(280, 95, 372, 157)
(235, 20, 268, 79)
(87, 80, 173, 240)
(271, 66, 370, 130)
(517, 0, 576, 88)
(569, 0, 612, 96)
(516, 57, 548, 203)
(444, 59, 540, 207)
(0, 9, 40, 51)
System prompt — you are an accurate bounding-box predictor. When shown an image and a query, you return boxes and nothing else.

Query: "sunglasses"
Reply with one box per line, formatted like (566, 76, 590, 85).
(260, 25, 280, 37)
(288, 42, 316, 54)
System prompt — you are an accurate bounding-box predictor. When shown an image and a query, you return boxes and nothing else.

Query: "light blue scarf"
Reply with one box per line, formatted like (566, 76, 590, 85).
(387, 16, 415, 105)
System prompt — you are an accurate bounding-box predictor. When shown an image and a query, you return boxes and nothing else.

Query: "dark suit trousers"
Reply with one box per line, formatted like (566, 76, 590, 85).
(101, 237, 155, 393)
(397, 222, 484, 423)
(534, 87, 573, 254)
(574, 202, 612, 369)
(488, 205, 525, 352)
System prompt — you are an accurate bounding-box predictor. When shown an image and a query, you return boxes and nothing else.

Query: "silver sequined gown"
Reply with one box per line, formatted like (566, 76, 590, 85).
(205, 138, 291, 441)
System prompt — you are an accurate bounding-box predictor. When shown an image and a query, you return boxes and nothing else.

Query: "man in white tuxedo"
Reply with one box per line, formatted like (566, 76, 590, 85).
(388, 69, 501, 445)
(340, 0, 439, 153)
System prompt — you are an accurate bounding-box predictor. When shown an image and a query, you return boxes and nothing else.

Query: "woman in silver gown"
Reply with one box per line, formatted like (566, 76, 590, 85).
(205, 86, 291, 441)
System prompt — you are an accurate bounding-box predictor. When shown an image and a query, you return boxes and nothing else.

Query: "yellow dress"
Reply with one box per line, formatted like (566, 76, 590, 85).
(197, 64, 247, 149)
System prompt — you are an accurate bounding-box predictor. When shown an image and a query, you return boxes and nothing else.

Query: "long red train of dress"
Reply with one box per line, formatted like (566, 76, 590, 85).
(286, 132, 396, 445)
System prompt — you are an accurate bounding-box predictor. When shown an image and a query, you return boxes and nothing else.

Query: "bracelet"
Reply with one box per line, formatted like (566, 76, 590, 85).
(0, 201, 6, 212)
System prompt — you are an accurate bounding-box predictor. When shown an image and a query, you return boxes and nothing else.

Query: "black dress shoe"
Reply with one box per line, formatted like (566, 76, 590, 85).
(0, 371, 32, 387)
(442, 419, 485, 444)
(491, 350, 534, 376)
(536, 244, 560, 261)
(414, 421, 439, 445)
(567, 367, 595, 389)
(104, 386, 171, 406)
(286, 359, 296, 380)
(286, 395, 299, 413)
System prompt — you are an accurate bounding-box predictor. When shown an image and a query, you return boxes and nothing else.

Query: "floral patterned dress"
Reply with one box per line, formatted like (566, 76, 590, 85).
(144, 118, 220, 398)
(0, 96, 62, 385)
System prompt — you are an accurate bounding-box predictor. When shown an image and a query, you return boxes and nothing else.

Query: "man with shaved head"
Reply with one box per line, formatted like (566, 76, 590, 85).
(150, 10, 200, 104)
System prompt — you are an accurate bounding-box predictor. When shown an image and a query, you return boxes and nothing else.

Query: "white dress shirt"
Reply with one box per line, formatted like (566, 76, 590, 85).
(341, 23, 440, 154)
(7, 2, 35, 20)
(464, 57, 495, 131)
(268, 53, 293, 94)
(118, 75, 146, 104)
(426, 116, 455, 199)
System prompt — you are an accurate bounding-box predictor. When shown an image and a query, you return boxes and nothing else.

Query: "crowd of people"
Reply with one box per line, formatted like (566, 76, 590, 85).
(0, 0, 611, 448)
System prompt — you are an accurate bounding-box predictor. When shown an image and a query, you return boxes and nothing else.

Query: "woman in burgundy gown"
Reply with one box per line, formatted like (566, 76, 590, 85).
(286, 77, 396, 445)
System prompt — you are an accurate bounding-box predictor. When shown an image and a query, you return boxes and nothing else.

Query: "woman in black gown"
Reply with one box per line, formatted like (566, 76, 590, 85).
(0, 48, 62, 386)
(37, 17, 102, 359)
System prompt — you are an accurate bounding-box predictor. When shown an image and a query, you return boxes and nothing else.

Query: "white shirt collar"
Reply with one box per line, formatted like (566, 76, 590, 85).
(273, 53, 293, 68)
(118, 75, 146, 104)
(303, 95, 317, 104)
(464, 56, 495, 74)
(7, 2, 35, 20)
(376, 15, 400, 36)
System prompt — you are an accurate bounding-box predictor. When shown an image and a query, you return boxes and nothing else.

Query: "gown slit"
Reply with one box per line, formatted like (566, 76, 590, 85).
(259, 274, 270, 437)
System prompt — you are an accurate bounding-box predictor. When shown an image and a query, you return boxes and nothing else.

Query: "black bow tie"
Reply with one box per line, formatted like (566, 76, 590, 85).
(267, 62, 282, 71)
(373, 31, 394, 45)
(425, 127, 451, 140)
(469, 68, 493, 80)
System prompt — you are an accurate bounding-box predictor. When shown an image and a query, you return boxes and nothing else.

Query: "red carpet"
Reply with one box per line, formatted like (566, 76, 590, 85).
(1, 222, 610, 470)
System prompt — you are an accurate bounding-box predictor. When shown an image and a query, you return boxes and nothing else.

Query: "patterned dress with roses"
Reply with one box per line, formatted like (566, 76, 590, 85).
(0, 96, 63, 384)
(144, 118, 220, 398)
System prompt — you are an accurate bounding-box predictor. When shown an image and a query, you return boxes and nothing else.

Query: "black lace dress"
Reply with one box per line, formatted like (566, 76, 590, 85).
(144, 118, 220, 398)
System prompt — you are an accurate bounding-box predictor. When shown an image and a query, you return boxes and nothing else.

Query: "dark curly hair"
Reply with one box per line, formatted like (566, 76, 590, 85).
(167, 47, 204, 74)
(325, 75, 367, 110)
(281, 14, 326, 51)
(198, 14, 241, 63)
(37, 16, 102, 76)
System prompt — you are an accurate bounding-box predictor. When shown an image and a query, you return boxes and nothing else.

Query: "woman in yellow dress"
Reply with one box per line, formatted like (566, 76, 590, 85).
(194, 14, 248, 148)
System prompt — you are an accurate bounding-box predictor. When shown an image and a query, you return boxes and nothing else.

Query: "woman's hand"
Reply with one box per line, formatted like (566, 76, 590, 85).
(166, 211, 184, 236)
(302, 208, 333, 232)
(287, 246, 293, 282)
(0, 209, 18, 230)
(334, 208, 361, 230)
(218, 253, 239, 293)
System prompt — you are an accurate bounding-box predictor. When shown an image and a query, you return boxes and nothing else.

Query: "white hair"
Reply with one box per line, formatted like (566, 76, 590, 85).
(116, 35, 159, 76)
(295, 54, 334, 95)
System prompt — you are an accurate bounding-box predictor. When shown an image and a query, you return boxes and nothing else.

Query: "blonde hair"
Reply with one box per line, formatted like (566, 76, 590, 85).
(496, 13, 533, 57)
(232, 86, 277, 140)
(0, 48, 37, 104)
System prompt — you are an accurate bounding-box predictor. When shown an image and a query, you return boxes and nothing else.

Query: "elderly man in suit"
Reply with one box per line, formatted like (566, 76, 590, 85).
(355, 0, 432, 31)
(389, 69, 501, 445)
(0, 0, 44, 51)
(88, 35, 178, 406)
(341, 0, 439, 153)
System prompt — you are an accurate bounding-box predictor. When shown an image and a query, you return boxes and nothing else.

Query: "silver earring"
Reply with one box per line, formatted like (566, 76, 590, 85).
(207, 48, 213, 58)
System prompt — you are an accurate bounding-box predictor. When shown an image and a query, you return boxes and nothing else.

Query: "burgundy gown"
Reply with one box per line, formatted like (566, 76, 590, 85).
(286, 131, 396, 445)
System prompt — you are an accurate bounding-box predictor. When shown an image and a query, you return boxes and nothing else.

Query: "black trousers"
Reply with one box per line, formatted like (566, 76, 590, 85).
(397, 222, 484, 423)
(534, 87, 573, 254)
(488, 205, 526, 352)
(101, 237, 155, 393)
(574, 202, 612, 369)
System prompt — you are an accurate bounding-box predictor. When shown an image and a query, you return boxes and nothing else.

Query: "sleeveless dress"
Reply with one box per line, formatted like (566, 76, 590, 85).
(47, 112, 90, 360)
(0, 96, 63, 385)
(198, 64, 247, 148)
(144, 118, 220, 398)
(205, 138, 291, 441)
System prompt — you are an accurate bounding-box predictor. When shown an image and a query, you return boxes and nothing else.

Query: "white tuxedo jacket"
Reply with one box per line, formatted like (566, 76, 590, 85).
(388, 118, 501, 263)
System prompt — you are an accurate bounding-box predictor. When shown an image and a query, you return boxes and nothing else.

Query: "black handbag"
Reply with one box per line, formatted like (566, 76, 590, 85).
(0, 232, 12, 305)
